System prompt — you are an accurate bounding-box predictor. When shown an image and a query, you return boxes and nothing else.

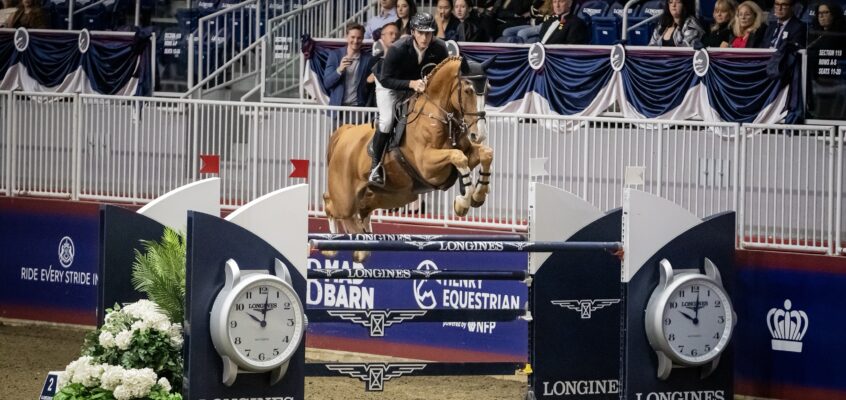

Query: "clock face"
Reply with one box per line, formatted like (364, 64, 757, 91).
(227, 280, 303, 367)
(661, 279, 732, 364)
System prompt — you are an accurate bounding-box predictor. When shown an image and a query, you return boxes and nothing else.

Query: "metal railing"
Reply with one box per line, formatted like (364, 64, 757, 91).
(739, 124, 840, 254)
(264, 0, 373, 99)
(1, 91, 843, 254)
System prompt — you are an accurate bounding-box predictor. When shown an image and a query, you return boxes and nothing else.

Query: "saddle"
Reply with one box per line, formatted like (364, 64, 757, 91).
(367, 95, 459, 194)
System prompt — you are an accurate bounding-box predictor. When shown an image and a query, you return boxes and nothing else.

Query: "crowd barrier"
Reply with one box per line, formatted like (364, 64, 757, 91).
(0, 90, 843, 254)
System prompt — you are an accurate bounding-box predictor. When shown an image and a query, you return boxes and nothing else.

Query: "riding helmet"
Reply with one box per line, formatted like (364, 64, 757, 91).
(410, 12, 436, 32)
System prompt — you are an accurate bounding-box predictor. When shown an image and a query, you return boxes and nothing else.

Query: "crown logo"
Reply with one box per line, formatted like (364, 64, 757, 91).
(767, 299, 808, 353)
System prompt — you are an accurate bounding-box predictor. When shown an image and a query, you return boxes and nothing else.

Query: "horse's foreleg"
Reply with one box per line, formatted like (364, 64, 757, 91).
(471, 143, 493, 208)
(425, 149, 475, 217)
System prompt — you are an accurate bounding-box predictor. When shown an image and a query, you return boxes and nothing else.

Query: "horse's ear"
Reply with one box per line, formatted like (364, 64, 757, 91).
(459, 56, 470, 74)
(480, 55, 497, 72)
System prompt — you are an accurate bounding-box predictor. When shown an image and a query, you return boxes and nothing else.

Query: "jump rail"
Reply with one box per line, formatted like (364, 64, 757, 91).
(309, 240, 623, 253)
(308, 233, 526, 241)
(307, 268, 530, 280)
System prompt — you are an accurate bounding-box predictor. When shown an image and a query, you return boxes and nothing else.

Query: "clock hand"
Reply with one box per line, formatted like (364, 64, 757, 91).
(677, 309, 696, 322)
(693, 292, 701, 325)
(246, 312, 263, 324)
(260, 293, 270, 325)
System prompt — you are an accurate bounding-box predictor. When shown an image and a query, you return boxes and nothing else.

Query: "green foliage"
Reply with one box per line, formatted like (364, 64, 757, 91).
(54, 383, 116, 400)
(132, 229, 186, 323)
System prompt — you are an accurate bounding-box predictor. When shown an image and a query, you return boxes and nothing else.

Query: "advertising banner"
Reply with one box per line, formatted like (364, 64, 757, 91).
(0, 199, 100, 324)
(307, 249, 529, 360)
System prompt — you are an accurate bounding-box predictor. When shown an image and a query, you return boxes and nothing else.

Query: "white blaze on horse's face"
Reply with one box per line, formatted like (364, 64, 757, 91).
(473, 93, 487, 144)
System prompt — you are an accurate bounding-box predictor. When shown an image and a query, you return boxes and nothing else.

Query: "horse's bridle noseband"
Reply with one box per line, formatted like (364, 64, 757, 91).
(415, 69, 487, 147)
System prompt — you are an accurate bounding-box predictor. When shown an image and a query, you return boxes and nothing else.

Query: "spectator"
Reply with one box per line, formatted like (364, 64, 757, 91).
(366, 0, 399, 39)
(703, 0, 736, 47)
(367, 22, 401, 106)
(323, 23, 374, 107)
(538, 0, 587, 44)
(760, 0, 805, 48)
(0, 0, 17, 28)
(726, 1, 767, 48)
(489, 0, 533, 38)
(496, 0, 549, 43)
(7, 0, 46, 29)
(454, 0, 490, 41)
(435, 0, 461, 39)
(395, 0, 418, 35)
(808, 1, 846, 49)
(648, 0, 705, 47)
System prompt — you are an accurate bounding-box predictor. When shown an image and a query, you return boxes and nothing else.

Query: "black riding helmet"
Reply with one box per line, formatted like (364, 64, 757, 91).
(410, 12, 436, 32)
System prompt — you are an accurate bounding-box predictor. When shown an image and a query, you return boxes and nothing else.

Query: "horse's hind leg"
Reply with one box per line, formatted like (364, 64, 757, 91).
(470, 143, 493, 208)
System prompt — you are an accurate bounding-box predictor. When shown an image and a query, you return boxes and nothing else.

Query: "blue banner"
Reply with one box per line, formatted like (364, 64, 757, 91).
(307, 249, 528, 360)
(0, 200, 99, 324)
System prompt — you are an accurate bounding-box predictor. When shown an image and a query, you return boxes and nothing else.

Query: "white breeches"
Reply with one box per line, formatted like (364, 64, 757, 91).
(375, 81, 402, 133)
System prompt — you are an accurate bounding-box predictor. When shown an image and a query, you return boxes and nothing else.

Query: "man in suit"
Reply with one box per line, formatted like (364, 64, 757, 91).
(538, 0, 588, 44)
(761, 0, 806, 48)
(323, 23, 374, 107)
(368, 12, 450, 187)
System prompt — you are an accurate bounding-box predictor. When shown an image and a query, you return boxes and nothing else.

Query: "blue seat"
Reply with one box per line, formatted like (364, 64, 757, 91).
(78, 3, 110, 31)
(176, 8, 199, 33)
(195, 0, 220, 16)
(801, 2, 818, 24)
(628, 0, 663, 45)
(577, 0, 610, 24)
(590, 2, 633, 45)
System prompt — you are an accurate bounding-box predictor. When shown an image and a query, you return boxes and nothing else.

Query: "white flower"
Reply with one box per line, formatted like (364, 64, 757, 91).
(99, 331, 116, 348)
(115, 330, 133, 350)
(64, 357, 103, 388)
(157, 377, 172, 393)
(168, 323, 184, 349)
(99, 365, 126, 391)
(114, 368, 157, 399)
(130, 320, 151, 333)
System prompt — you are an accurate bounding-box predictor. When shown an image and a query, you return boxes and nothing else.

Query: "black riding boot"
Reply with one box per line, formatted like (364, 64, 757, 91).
(368, 130, 390, 187)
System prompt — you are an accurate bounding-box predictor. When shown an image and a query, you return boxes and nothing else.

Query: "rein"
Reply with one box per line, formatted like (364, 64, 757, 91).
(409, 69, 487, 148)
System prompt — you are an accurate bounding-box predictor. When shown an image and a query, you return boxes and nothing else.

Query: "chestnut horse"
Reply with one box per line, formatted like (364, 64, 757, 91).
(323, 56, 493, 233)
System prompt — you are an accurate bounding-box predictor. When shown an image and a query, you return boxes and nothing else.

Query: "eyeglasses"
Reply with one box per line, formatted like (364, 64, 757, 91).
(817, 10, 831, 15)
(773, 2, 791, 8)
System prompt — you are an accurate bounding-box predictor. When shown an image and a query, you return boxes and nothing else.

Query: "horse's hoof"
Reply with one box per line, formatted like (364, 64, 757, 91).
(353, 250, 371, 263)
(321, 250, 339, 258)
(454, 198, 470, 217)
(471, 197, 485, 208)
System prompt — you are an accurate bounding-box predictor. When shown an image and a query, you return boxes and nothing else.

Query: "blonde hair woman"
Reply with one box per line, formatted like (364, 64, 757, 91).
(725, 0, 766, 48)
(703, 0, 736, 47)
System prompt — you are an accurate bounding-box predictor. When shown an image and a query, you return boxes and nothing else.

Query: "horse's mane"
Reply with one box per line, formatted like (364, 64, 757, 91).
(424, 56, 461, 81)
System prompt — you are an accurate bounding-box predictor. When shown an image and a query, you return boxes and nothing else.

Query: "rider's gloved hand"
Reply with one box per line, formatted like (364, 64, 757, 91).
(409, 80, 426, 93)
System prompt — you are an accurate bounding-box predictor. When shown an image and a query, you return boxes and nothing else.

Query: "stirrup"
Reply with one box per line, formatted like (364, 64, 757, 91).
(368, 164, 385, 188)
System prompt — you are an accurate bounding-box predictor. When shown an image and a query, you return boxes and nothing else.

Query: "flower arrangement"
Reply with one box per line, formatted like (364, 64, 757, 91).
(54, 301, 184, 400)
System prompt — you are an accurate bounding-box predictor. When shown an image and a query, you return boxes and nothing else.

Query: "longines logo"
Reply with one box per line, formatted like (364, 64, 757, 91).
(414, 260, 439, 309)
(767, 299, 808, 353)
(58, 236, 75, 268)
(542, 379, 619, 396)
(693, 49, 710, 77)
(551, 298, 619, 319)
(635, 390, 725, 400)
(326, 310, 427, 336)
(78, 29, 90, 53)
(610, 44, 626, 72)
(325, 363, 427, 391)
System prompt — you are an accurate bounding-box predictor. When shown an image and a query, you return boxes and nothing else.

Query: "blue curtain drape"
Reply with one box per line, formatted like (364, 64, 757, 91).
(304, 38, 795, 123)
(705, 53, 785, 123)
(2, 29, 152, 95)
(0, 31, 17, 81)
(622, 50, 699, 118)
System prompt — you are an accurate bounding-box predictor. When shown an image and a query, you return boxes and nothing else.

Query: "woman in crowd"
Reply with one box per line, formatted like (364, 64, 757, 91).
(724, 0, 766, 48)
(808, 1, 846, 49)
(6, 0, 46, 28)
(395, 0, 418, 35)
(435, 0, 461, 39)
(648, 0, 705, 47)
(0, 0, 17, 28)
(454, 0, 490, 41)
(703, 0, 736, 47)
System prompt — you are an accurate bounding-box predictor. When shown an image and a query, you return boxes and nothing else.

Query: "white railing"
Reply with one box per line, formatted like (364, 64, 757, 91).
(189, 0, 263, 96)
(738, 124, 840, 254)
(839, 127, 845, 255)
(1, 90, 843, 254)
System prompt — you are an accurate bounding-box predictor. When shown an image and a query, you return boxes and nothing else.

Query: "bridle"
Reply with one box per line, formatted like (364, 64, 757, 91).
(415, 68, 487, 147)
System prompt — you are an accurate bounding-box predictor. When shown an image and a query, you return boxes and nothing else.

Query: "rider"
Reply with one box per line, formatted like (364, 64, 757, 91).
(369, 12, 450, 187)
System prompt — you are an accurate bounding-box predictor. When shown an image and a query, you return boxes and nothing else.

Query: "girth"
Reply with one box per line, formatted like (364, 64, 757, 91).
(390, 148, 459, 194)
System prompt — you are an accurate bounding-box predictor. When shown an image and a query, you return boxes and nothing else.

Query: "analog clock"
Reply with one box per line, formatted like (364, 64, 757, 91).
(209, 258, 306, 386)
(645, 258, 736, 380)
